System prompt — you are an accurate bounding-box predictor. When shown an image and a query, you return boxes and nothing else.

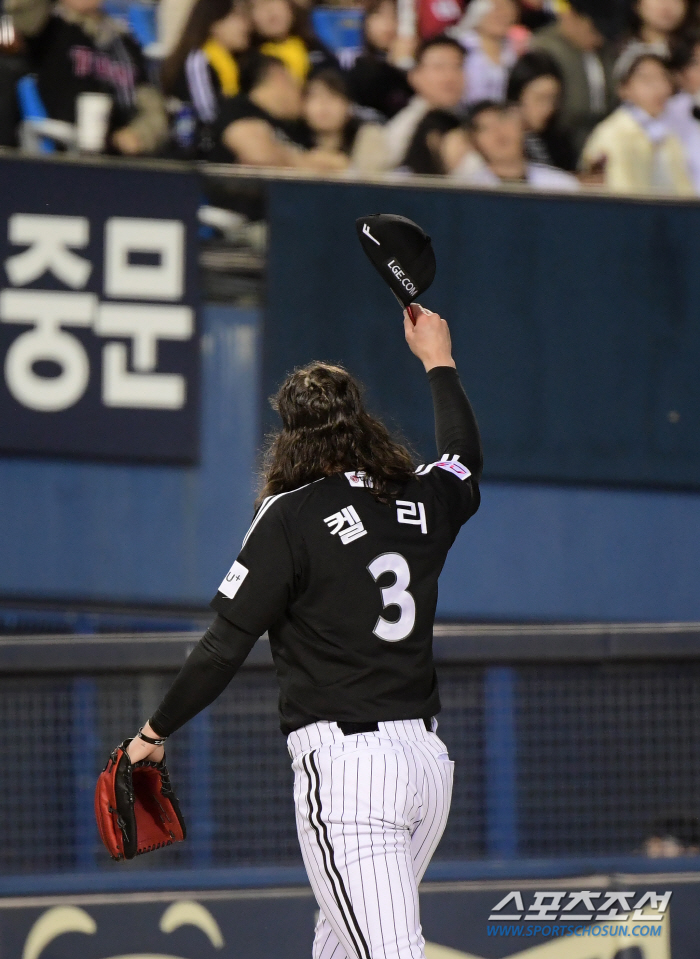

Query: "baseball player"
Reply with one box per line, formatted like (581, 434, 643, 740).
(127, 304, 482, 959)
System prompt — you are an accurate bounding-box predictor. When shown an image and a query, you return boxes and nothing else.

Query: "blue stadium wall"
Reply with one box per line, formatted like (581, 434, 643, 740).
(3, 174, 700, 621)
(1, 301, 699, 622)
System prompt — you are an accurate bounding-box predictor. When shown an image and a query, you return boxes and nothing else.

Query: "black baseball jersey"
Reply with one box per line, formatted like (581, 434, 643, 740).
(211, 460, 479, 733)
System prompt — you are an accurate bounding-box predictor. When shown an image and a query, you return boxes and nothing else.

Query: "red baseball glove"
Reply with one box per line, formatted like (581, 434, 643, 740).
(95, 740, 186, 860)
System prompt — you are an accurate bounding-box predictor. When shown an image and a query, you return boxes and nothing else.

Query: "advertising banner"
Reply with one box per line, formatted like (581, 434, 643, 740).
(0, 157, 200, 463)
(0, 875, 697, 959)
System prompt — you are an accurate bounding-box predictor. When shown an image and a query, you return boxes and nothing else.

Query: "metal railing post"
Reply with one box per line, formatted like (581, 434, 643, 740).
(484, 665, 517, 859)
(72, 676, 99, 870)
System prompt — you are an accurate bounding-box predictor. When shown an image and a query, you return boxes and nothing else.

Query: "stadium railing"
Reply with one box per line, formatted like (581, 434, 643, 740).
(1, 622, 700, 894)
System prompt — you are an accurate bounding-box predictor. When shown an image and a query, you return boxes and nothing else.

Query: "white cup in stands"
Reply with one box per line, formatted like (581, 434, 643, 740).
(76, 92, 112, 152)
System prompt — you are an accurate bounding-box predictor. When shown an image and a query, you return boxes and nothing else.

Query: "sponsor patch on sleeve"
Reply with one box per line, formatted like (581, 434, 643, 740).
(435, 459, 471, 481)
(345, 470, 373, 488)
(218, 560, 249, 599)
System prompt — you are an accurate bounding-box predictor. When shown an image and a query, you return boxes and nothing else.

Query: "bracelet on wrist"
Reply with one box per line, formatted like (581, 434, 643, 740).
(137, 727, 167, 747)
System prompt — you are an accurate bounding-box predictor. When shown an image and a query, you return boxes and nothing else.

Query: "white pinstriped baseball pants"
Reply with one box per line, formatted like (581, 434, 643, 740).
(288, 719, 454, 959)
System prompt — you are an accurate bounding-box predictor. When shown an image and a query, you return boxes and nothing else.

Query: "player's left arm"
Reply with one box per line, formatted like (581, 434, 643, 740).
(135, 615, 258, 749)
(129, 505, 298, 762)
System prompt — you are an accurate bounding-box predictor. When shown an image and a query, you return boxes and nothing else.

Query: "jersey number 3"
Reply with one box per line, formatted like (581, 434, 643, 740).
(367, 553, 416, 642)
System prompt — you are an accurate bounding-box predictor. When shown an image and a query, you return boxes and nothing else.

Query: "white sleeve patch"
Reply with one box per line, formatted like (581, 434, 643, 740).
(435, 460, 471, 481)
(416, 456, 472, 481)
(344, 470, 373, 488)
(218, 560, 249, 599)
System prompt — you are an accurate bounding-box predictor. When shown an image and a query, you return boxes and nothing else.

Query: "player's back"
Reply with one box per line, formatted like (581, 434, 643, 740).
(242, 462, 478, 732)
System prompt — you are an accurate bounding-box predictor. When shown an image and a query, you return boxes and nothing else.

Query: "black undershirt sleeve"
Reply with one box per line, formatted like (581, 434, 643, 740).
(149, 614, 258, 738)
(428, 366, 483, 481)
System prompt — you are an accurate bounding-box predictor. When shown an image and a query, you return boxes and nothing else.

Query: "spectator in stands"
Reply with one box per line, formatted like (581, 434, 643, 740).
(161, 0, 251, 155)
(214, 51, 346, 168)
(517, 0, 556, 33)
(374, 34, 466, 170)
(531, 0, 618, 159)
(0, 14, 23, 146)
(644, 814, 700, 856)
(347, 0, 414, 119)
(665, 32, 700, 191)
(455, 98, 580, 188)
(250, 0, 336, 85)
(158, 0, 196, 58)
(403, 107, 463, 173)
(581, 44, 694, 195)
(449, 0, 520, 104)
(627, 0, 690, 53)
(7, 0, 168, 154)
(301, 68, 363, 163)
(506, 50, 576, 170)
(417, 0, 463, 40)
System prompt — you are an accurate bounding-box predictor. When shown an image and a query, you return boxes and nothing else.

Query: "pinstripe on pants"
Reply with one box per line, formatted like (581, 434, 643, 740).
(288, 719, 454, 959)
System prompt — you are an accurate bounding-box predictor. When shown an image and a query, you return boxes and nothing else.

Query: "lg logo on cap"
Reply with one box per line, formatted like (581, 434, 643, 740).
(386, 258, 417, 297)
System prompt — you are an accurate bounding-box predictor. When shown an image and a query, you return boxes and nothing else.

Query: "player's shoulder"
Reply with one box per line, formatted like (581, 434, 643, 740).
(414, 455, 479, 524)
(293, 471, 377, 500)
(241, 478, 327, 547)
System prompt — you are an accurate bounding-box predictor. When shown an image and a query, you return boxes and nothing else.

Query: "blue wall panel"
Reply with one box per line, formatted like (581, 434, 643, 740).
(1, 302, 699, 620)
(440, 481, 700, 621)
(0, 305, 259, 605)
(265, 180, 700, 489)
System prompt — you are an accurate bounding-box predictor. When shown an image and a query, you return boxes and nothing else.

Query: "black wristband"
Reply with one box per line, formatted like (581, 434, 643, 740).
(137, 727, 167, 746)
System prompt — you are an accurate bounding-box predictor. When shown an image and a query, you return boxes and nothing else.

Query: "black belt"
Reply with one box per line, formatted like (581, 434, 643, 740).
(338, 718, 433, 735)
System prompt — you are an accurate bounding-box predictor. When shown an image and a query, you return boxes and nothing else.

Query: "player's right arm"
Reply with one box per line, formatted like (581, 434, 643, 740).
(404, 304, 482, 478)
(404, 304, 483, 526)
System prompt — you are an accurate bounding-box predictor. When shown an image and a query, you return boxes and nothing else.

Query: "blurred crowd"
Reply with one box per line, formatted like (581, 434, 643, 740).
(3, 0, 700, 195)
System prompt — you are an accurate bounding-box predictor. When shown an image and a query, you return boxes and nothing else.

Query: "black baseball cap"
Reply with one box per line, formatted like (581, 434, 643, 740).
(355, 214, 436, 308)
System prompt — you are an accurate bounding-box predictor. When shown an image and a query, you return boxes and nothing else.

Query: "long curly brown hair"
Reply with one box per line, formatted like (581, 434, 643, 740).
(256, 362, 416, 508)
